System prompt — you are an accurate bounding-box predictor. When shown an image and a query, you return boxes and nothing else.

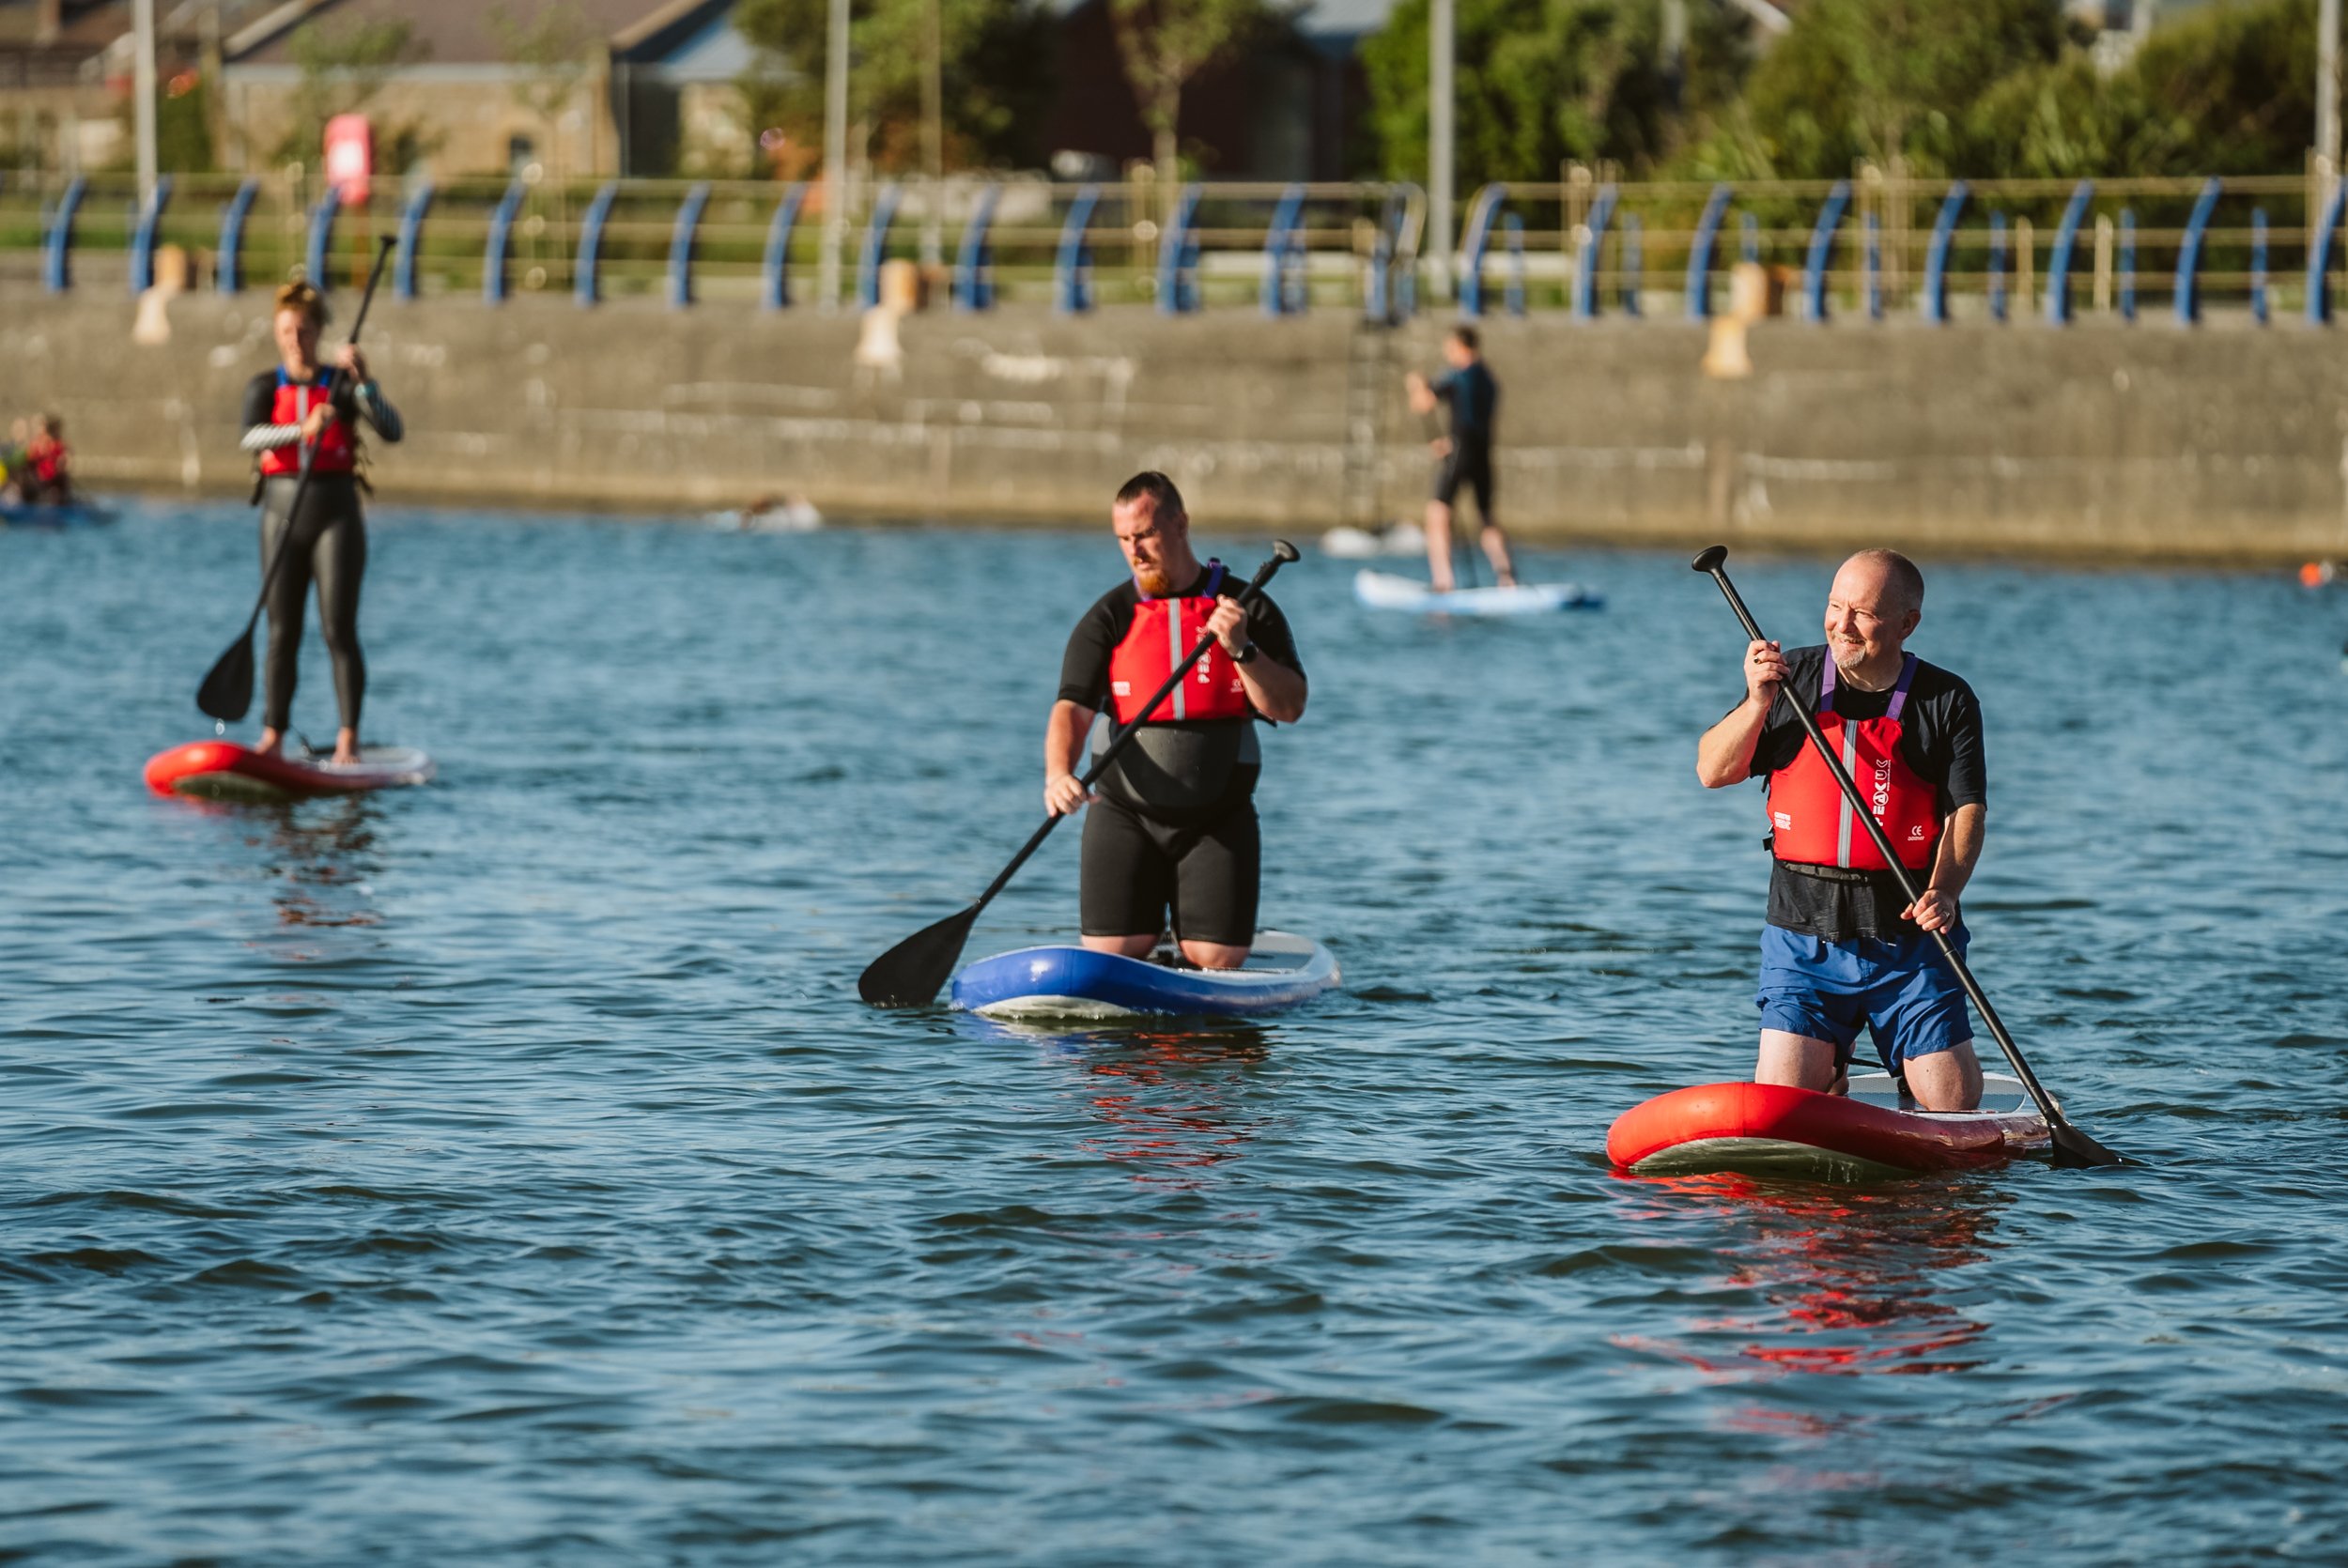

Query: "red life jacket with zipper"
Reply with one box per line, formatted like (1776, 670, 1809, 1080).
(1106, 561, 1251, 725)
(256, 370, 357, 477)
(1768, 653, 1939, 872)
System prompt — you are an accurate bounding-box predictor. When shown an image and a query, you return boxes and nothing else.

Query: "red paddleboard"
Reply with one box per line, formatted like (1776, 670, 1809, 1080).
(1608, 1073, 2049, 1180)
(144, 741, 435, 802)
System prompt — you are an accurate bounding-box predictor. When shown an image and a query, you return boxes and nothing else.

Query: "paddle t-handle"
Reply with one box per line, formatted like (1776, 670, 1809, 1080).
(197, 238, 396, 723)
(857, 542, 1302, 1007)
(1690, 545, 2123, 1167)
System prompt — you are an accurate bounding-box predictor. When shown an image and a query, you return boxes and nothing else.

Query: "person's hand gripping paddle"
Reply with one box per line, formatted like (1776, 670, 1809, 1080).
(1691, 546, 2124, 1168)
(860, 541, 1302, 1007)
(196, 236, 396, 724)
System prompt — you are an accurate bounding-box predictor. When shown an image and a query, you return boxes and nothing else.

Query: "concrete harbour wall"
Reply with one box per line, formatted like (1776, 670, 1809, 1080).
(8, 286, 2347, 563)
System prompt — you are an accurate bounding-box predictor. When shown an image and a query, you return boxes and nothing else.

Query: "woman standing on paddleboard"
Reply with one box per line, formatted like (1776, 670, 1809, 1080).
(239, 280, 404, 765)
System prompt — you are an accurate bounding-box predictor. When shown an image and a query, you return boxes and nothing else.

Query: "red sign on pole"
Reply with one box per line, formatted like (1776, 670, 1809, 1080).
(324, 115, 373, 207)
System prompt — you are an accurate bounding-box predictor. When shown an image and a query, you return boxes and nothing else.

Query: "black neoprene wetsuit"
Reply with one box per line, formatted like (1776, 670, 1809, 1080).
(240, 369, 404, 733)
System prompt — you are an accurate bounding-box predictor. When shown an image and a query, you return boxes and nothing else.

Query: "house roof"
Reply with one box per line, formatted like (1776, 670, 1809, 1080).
(227, 0, 732, 67)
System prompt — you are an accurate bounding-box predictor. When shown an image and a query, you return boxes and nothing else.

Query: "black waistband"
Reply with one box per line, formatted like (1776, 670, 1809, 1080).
(1773, 859, 1900, 885)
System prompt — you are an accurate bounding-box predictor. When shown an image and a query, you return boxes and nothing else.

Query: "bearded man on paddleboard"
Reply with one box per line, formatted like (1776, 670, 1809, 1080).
(1696, 549, 1988, 1111)
(1045, 472, 1307, 969)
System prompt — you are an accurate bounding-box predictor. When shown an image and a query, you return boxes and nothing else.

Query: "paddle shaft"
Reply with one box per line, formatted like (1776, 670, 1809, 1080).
(244, 238, 396, 640)
(962, 551, 1295, 922)
(1696, 561, 2079, 1132)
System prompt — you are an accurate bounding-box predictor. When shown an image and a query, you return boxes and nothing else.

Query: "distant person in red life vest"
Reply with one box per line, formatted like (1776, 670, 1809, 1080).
(1405, 325, 1517, 592)
(17, 413, 74, 506)
(1044, 472, 1308, 969)
(1695, 549, 1988, 1111)
(240, 279, 403, 765)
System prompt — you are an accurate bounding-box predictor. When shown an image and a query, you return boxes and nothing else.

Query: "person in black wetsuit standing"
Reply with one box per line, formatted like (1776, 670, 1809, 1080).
(239, 280, 403, 765)
(1044, 472, 1308, 969)
(1406, 324, 1518, 592)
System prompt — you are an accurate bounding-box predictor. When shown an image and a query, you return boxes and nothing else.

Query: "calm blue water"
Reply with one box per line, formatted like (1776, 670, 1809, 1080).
(3, 502, 2345, 1564)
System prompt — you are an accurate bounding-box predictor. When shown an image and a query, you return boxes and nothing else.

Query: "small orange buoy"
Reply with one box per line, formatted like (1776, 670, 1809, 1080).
(2300, 561, 2337, 588)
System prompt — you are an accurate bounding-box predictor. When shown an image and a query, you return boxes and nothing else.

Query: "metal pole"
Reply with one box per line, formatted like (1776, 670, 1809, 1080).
(1429, 0, 1454, 300)
(920, 0, 943, 269)
(2322, 0, 2342, 181)
(819, 0, 851, 310)
(132, 0, 158, 203)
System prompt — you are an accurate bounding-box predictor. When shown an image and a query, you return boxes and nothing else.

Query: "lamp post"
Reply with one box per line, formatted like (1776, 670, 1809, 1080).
(1429, 0, 1453, 300)
(133, 0, 158, 204)
(2323, 0, 2342, 182)
(819, 0, 851, 309)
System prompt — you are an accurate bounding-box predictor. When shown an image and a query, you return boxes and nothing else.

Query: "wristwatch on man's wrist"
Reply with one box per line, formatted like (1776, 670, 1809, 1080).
(1232, 639, 1259, 666)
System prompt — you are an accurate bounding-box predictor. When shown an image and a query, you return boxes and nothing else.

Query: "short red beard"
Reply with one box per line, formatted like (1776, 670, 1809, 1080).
(1133, 561, 1176, 598)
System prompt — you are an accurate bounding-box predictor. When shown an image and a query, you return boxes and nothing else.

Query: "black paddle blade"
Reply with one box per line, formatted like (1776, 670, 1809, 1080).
(858, 904, 980, 1007)
(2049, 1118, 2126, 1169)
(195, 632, 255, 723)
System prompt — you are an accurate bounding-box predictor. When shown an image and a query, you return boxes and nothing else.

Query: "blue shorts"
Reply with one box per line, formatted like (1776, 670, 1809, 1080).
(1755, 924, 1976, 1076)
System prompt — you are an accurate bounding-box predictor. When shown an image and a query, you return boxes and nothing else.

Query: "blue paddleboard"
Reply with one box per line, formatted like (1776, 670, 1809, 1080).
(951, 930, 1339, 1020)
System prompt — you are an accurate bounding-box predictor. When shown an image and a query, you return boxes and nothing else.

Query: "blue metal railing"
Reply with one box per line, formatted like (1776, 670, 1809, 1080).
(41, 177, 86, 293)
(2251, 208, 2269, 325)
(1618, 214, 1641, 315)
(952, 183, 999, 311)
(1920, 180, 1968, 324)
(216, 178, 259, 295)
(482, 179, 527, 304)
(1057, 184, 1102, 314)
(668, 182, 711, 308)
(2307, 179, 2347, 324)
(1800, 180, 1850, 323)
(304, 186, 340, 288)
(1988, 213, 2008, 323)
(394, 181, 434, 300)
(1686, 183, 1732, 321)
(2172, 177, 2222, 325)
(1262, 184, 1307, 317)
(1571, 184, 1618, 320)
(2045, 179, 2093, 325)
(575, 181, 620, 305)
(761, 183, 805, 310)
(1458, 184, 1506, 318)
(129, 177, 172, 295)
(857, 183, 902, 308)
(2119, 210, 2136, 321)
(1504, 213, 1527, 315)
(1156, 185, 1201, 315)
(1863, 210, 1882, 321)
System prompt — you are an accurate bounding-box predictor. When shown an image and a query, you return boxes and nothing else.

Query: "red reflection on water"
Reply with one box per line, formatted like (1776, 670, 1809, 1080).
(1069, 1029, 1271, 1189)
(1613, 1171, 2005, 1381)
(162, 794, 389, 948)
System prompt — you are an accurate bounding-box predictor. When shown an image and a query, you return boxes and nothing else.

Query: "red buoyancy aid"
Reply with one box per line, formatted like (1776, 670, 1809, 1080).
(256, 370, 357, 477)
(1107, 561, 1252, 725)
(1768, 653, 1940, 872)
(26, 439, 65, 484)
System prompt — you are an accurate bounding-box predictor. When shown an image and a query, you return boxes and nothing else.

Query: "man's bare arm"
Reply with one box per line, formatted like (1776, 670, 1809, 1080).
(1697, 638, 1787, 788)
(1044, 699, 1095, 816)
(1906, 803, 1984, 933)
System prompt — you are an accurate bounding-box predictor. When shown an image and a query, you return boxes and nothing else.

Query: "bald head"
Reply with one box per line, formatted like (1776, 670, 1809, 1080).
(1840, 549, 1923, 618)
(1823, 549, 1923, 681)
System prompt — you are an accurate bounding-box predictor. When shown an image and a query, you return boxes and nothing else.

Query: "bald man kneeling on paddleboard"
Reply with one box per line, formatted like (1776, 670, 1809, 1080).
(1696, 549, 1988, 1112)
(1045, 472, 1307, 970)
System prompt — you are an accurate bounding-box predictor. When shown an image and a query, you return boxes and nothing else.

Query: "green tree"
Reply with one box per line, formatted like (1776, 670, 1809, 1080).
(1684, 0, 2066, 180)
(734, 0, 1055, 173)
(270, 15, 435, 170)
(1361, 0, 1751, 184)
(1108, 0, 1272, 190)
(1964, 0, 2318, 180)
